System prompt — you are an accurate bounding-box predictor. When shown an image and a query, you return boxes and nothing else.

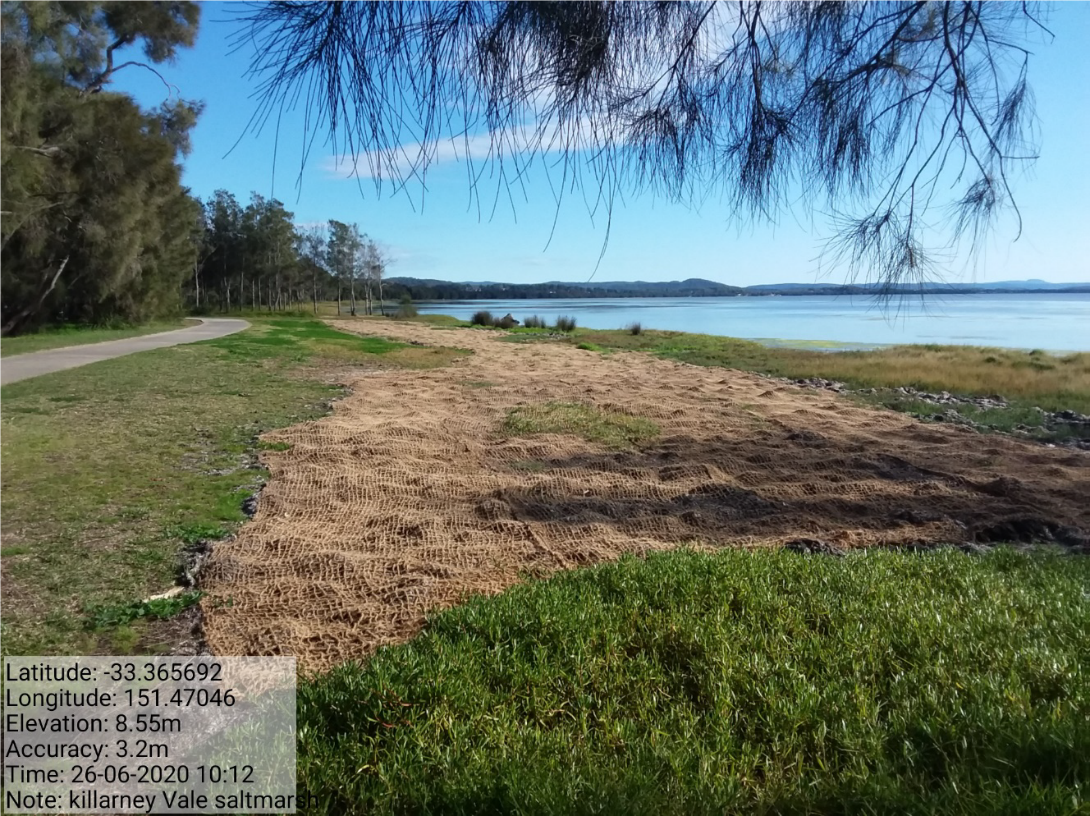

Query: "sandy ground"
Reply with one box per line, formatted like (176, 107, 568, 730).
(201, 322, 1090, 671)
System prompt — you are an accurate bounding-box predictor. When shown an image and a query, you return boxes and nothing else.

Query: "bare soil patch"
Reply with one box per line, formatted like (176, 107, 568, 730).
(201, 322, 1089, 671)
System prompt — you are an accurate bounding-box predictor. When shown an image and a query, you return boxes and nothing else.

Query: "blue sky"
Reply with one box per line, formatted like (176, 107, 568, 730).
(114, 3, 1090, 286)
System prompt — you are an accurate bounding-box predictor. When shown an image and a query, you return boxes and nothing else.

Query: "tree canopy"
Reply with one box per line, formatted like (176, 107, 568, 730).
(1, 0, 203, 334)
(0, 1, 396, 334)
(238, 1, 1047, 287)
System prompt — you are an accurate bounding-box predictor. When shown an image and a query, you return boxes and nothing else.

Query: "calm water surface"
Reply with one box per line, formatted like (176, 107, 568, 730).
(418, 293, 1090, 352)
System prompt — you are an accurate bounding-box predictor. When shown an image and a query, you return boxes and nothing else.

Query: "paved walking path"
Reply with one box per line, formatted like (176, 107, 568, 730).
(0, 318, 250, 385)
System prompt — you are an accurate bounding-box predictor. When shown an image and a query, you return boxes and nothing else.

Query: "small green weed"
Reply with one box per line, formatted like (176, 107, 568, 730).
(85, 590, 203, 631)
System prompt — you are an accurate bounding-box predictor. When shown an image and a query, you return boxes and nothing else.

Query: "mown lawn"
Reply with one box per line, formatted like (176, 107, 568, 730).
(298, 547, 1089, 815)
(0, 317, 464, 655)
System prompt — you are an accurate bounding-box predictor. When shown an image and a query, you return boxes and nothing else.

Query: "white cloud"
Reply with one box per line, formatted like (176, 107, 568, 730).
(322, 116, 605, 183)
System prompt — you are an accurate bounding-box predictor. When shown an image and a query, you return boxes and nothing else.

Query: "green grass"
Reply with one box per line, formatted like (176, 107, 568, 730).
(0, 317, 465, 655)
(505, 328, 1090, 442)
(0, 318, 196, 357)
(510, 458, 549, 473)
(503, 401, 660, 449)
(296, 546, 1090, 815)
(85, 590, 204, 631)
(412, 314, 471, 328)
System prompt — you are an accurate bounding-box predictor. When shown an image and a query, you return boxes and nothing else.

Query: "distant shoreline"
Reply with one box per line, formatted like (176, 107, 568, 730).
(388, 277, 1090, 301)
(412, 289, 1090, 301)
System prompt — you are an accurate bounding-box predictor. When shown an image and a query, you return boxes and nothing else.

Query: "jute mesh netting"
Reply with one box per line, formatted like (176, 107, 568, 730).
(201, 321, 1090, 671)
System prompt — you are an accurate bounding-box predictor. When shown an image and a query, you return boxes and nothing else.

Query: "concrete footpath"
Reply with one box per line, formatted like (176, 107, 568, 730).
(0, 318, 250, 385)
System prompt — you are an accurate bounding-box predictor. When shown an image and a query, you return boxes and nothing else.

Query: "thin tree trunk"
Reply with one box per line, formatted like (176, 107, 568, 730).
(350, 277, 357, 316)
(377, 278, 385, 316)
(193, 261, 201, 309)
(1, 255, 70, 336)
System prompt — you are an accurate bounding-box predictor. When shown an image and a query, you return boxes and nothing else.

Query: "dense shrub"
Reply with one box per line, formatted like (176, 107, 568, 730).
(627, 321, 643, 335)
(470, 310, 494, 326)
(395, 295, 418, 319)
(554, 315, 577, 332)
(523, 315, 546, 329)
(493, 313, 518, 329)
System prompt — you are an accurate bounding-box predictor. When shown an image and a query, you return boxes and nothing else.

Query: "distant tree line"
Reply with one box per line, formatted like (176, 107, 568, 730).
(383, 277, 1090, 301)
(194, 191, 389, 317)
(382, 279, 746, 301)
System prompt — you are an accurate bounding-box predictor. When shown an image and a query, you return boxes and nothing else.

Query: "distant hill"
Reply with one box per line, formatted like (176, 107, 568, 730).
(749, 279, 1090, 293)
(385, 277, 1090, 300)
(386, 277, 745, 299)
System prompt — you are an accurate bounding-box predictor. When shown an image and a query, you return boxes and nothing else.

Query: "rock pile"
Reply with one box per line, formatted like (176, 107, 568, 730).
(785, 377, 1089, 451)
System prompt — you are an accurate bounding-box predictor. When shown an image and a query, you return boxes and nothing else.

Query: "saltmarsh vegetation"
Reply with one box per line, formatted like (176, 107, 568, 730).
(471, 310, 495, 327)
(504, 327, 1090, 441)
(297, 547, 1090, 815)
(554, 315, 578, 332)
(0, 317, 466, 655)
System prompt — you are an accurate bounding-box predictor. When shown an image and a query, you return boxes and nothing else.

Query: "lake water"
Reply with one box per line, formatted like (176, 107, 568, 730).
(418, 293, 1090, 352)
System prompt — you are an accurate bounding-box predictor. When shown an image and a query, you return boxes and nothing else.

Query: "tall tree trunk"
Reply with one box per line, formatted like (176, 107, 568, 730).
(377, 278, 385, 316)
(312, 271, 318, 314)
(350, 277, 357, 316)
(193, 261, 201, 309)
(1, 256, 70, 336)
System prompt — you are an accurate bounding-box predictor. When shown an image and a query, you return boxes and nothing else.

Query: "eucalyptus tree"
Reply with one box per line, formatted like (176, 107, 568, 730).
(363, 239, 388, 316)
(300, 224, 330, 313)
(237, 1, 1047, 287)
(326, 220, 363, 315)
(203, 190, 245, 311)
